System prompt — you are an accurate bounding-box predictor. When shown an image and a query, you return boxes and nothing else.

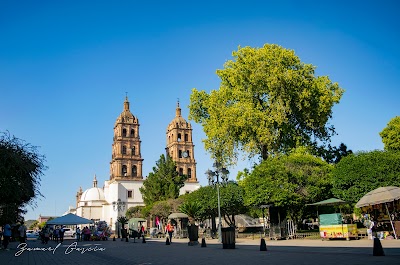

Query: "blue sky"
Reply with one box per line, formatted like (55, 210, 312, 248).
(1, 0, 399, 221)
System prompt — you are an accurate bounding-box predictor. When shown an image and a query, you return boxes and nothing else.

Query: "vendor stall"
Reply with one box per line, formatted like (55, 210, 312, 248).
(128, 218, 147, 238)
(307, 198, 357, 240)
(355, 186, 400, 240)
(319, 213, 357, 240)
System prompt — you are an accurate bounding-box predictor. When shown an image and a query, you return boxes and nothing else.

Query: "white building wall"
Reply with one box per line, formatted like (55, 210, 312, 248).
(180, 182, 201, 195)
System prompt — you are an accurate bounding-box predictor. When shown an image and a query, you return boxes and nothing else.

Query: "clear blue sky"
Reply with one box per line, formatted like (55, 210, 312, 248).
(1, 0, 399, 221)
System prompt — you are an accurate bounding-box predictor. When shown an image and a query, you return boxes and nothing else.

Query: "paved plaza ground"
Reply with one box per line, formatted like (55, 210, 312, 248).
(1, 237, 399, 265)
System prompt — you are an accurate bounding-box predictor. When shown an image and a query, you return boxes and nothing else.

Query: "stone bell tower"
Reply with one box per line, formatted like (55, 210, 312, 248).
(166, 101, 197, 182)
(110, 96, 143, 180)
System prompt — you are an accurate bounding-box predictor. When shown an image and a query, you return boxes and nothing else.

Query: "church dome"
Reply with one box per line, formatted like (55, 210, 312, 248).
(80, 175, 105, 202)
(80, 187, 105, 202)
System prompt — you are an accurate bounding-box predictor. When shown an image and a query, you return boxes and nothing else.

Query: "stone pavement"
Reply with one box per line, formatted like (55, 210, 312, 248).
(0, 237, 399, 265)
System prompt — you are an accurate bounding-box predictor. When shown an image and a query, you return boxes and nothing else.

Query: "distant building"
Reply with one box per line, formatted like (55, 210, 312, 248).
(66, 97, 200, 230)
(38, 215, 58, 224)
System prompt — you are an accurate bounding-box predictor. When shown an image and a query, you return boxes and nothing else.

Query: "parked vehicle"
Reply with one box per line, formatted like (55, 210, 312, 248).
(62, 228, 76, 237)
(26, 230, 39, 238)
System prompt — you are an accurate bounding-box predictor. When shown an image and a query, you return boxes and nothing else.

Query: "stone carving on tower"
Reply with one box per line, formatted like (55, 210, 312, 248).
(110, 96, 143, 180)
(166, 101, 197, 182)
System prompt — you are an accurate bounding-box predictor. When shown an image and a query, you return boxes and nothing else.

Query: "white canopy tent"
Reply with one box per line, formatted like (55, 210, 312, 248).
(47, 213, 94, 225)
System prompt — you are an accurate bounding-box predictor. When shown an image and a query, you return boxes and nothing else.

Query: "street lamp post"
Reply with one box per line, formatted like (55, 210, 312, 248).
(259, 205, 270, 237)
(206, 162, 229, 243)
(113, 198, 126, 238)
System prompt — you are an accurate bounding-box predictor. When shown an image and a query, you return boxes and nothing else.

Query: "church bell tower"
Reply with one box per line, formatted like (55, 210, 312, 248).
(166, 101, 197, 182)
(110, 96, 143, 180)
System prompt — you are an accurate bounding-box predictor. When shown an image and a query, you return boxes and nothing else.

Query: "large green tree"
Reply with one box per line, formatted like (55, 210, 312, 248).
(183, 182, 247, 227)
(380, 116, 400, 151)
(239, 148, 333, 224)
(316, 143, 353, 164)
(332, 150, 400, 203)
(189, 44, 343, 165)
(0, 132, 46, 224)
(139, 154, 188, 205)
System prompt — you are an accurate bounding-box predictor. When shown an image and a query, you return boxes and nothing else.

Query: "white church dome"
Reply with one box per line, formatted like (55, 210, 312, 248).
(80, 187, 105, 202)
(80, 175, 105, 202)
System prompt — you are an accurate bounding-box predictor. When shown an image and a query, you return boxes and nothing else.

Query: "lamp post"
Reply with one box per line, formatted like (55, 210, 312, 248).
(259, 205, 270, 237)
(113, 198, 126, 238)
(206, 162, 229, 243)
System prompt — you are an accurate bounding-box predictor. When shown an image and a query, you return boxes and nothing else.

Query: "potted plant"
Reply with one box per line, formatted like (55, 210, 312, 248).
(179, 201, 202, 245)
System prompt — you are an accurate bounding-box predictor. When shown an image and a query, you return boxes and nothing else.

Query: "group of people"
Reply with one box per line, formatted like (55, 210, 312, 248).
(0, 221, 27, 250)
(39, 225, 51, 244)
(78, 226, 92, 241)
(50, 226, 65, 243)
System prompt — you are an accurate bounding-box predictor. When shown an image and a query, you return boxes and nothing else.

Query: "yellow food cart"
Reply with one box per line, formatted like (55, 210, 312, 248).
(319, 213, 357, 240)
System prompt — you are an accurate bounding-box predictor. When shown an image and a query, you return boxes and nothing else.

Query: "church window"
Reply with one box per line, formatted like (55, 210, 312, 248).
(130, 129, 135, 137)
(122, 129, 127, 137)
(187, 150, 190, 157)
(185, 190, 190, 194)
(177, 133, 181, 142)
(127, 190, 133, 198)
(185, 134, 188, 142)
(132, 165, 137, 176)
(178, 150, 182, 158)
(188, 168, 192, 178)
(122, 146, 127, 155)
(84, 202, 88, 206)
(179, 168, 183, 176)
(132, 146, 136, 155)
(122, 165, 127, 176)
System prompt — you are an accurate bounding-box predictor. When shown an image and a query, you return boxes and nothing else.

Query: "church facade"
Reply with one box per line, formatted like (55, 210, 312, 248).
(67, 97, 200, 229)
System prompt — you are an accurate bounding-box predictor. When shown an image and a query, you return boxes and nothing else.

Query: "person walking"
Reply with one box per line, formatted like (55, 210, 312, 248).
(44, 226, 50, 244)
(165, 221, 174, 243)
(2, 223, 12, 250)
(53, 227, 60, 243)
(59, 226, 65, 243)
(76, 227, 81, 241)
(18, 222, 27, 244)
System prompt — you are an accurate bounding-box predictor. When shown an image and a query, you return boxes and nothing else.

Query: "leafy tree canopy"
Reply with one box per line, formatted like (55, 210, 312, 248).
(125, 206, 145, 219)
(189, 44, 343, 165)
(332, 150, 400, 203)
(183, 182, 247, 226)
(316, 143, 353, 164)
(380, 116, 400, 151)
(179, 201, 202, 224)
(0, 131, 46, 224)
(139, 154, 188, 205)
(239, 148, 333, 223)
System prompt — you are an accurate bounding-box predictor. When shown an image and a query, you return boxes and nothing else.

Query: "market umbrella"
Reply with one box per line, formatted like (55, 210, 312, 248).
(355, 186, 400, 240)
(355, 186, 400, 208)
(168, 212, 188, 219)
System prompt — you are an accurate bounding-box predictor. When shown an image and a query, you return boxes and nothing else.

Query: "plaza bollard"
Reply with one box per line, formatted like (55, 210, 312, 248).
(201, 238, 207, 248)
(166, 236, 170, 245)
(113, 236, 116, 241)
(260, 238, 267, 251)
(373, 238, 385, 256)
